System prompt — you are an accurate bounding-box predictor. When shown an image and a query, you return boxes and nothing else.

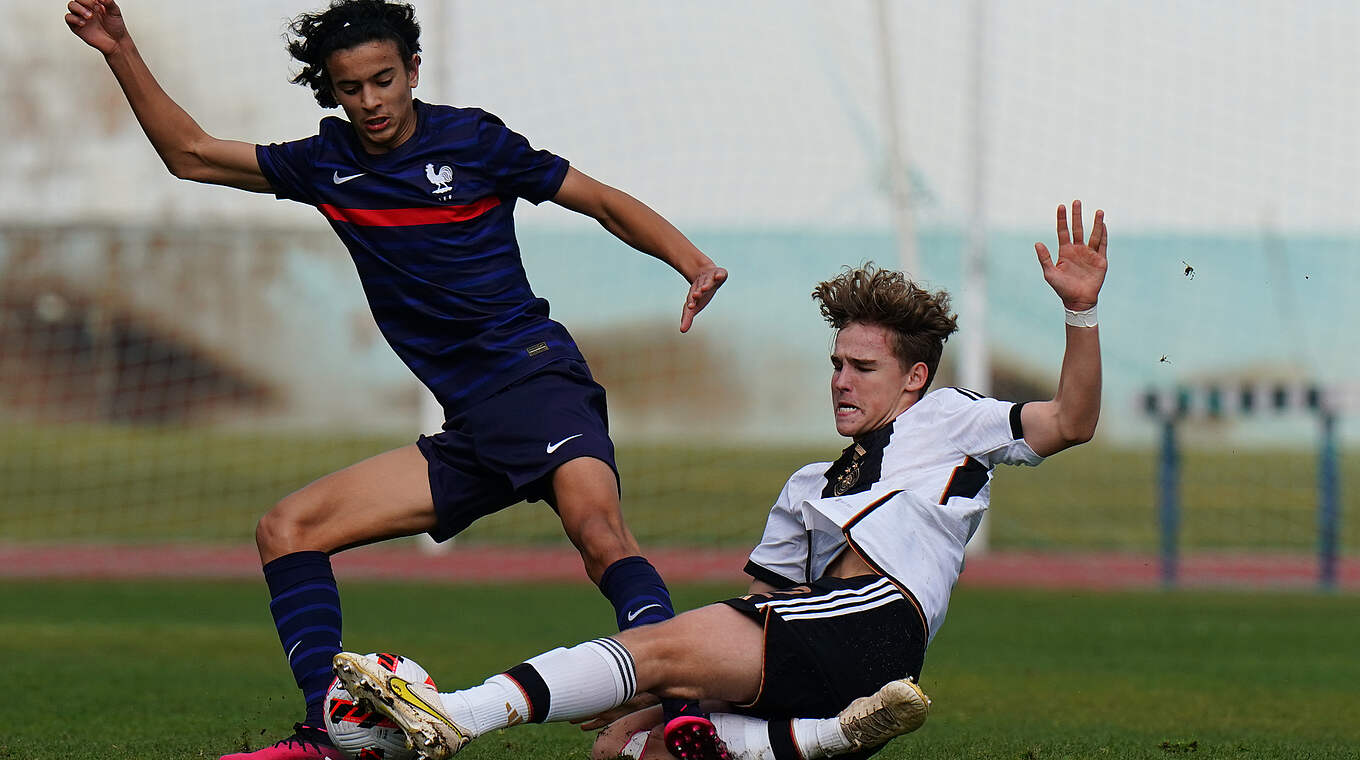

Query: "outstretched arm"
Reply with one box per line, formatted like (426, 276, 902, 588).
(1020, 200, 1108, 457)
(552, 168, 727, 332)
(65, 0, 270, 192)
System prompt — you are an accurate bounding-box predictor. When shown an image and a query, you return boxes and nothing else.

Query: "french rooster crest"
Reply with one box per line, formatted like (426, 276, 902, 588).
(425, 163, 454, 195)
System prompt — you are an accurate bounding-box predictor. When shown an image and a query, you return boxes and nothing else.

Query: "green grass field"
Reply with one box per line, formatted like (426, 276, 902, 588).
(3, 425, 1358, 553)
(2, 580, 1356, 760)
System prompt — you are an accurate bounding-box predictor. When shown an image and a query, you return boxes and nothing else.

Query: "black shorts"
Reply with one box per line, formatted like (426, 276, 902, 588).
(721, 575, 928, 721)
(416, 359, 618, 542)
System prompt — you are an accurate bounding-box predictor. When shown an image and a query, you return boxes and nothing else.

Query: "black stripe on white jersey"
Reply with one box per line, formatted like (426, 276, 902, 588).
(821, 420, 893, 498)
(940, 456, 989, 502)
(950, 386, 985, 401)
(1009, 401, 1027, 440)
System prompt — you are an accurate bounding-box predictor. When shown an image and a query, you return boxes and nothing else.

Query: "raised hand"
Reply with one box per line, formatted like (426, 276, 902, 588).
(679, 265, 728, 333)
(1035, 200, 1107, 311)
(66, 0, 127, 56)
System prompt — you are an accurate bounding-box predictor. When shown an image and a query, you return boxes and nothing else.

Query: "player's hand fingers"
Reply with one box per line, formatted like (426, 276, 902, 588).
(1055, 204, 1071, 245)
(679, 267, 726, 333)
(1088, 209, 1105, 252)
(575, 717, 608, 731)
(68, 0, 94, 17)
(1071, 200, 1084, 245)
(1035, 242, 1054, 273)
(1099, 215, 1109, 257)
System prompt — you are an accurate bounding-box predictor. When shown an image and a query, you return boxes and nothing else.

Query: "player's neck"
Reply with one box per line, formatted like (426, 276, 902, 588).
(354, 101, 420, 155)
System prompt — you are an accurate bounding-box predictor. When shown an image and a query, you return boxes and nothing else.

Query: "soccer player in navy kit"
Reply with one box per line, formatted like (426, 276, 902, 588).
(66, 1, 725, 758)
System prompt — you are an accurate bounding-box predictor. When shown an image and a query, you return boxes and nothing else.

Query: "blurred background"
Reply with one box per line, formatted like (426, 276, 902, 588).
(2, 0, 1356, 585)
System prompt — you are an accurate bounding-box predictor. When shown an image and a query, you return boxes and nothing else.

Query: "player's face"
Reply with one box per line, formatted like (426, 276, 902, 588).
(830, 322, 927, 438)
(326, 40, 420, 154)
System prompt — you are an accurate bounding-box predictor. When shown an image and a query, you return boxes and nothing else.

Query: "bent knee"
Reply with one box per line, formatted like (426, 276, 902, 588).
(256, 494, 323, 557)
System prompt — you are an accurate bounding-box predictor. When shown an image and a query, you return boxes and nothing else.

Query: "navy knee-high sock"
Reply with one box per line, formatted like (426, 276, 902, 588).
(598, 555, 675, 631)
(598, 556, 702, 721)
(264, 551, 342, 729)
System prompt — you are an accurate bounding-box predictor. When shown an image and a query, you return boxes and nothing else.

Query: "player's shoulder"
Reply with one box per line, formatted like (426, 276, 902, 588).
(925, 386, 1007, 411)
(419, 102, 502, 129)
(316, 114, 351, 139)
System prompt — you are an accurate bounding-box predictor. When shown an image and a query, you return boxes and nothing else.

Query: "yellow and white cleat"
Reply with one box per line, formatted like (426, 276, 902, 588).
(332, 652, 471, 760)
(837, 676, 932, 751)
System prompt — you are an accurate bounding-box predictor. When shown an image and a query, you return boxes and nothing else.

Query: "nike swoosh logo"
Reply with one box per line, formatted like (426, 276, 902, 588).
(626, 603, 663, 622)
(389, 677, 465, 734)
(545, 434, 583, 454)
(332, 170, 367, 184)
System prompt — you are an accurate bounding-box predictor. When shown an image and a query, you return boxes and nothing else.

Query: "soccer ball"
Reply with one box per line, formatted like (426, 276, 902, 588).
(323, 652, 437, 760)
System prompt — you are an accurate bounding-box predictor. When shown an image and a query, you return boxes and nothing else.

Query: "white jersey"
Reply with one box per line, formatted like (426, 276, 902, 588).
(745, 387, 1043, 642)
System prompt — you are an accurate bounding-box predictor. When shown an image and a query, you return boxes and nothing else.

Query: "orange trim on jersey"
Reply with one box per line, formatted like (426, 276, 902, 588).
(938, 456, 987, 505)
(318, 196, 502, 226)
(842, 536, 930, 639)
(836, 490, 931, 637)
(842, 490, 902, 532)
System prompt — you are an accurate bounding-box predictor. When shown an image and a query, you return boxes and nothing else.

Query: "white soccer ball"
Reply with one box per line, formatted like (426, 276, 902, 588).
(323, 652, 437, 760)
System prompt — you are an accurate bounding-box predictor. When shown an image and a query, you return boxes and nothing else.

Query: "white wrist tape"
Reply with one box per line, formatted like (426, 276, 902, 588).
(1064, 304, 1098, 328)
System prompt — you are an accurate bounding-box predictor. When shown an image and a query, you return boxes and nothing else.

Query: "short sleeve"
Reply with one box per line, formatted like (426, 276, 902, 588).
(474, 112, 569, 204)
(939, 389, 1043, 467)
(744, 477, 810, 588)
(256, 136, 322, 205)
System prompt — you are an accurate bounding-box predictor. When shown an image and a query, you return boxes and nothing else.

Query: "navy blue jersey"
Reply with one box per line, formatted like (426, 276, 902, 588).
(256, 101, 581, 417)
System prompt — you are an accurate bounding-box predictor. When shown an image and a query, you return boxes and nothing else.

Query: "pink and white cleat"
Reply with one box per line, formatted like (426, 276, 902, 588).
(663, 715, 733, 760)
(219, 723, 345, 760)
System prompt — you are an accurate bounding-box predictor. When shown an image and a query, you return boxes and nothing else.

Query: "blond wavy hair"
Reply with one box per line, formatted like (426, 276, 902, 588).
(812, 263, 959, 391)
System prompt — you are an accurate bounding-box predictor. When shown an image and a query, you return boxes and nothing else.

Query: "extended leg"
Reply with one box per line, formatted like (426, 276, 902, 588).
(334, 603, 763, 758)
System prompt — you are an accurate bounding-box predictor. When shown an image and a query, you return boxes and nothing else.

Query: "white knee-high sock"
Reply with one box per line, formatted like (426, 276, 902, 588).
(436, 674, 530, 738)
(791, 715, 853, 758)
(710, 714, 777, 760)
(438, 638, 636, 735)
(709, 713, 852, 760)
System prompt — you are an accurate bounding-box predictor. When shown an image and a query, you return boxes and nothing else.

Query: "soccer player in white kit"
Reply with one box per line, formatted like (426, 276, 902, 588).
(333, 202, 1108, 760)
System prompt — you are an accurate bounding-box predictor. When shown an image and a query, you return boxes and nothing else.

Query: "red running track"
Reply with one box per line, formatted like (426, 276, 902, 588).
(1, 543, 1355, 591)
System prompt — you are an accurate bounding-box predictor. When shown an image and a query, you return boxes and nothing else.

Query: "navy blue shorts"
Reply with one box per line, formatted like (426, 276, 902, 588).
(416, 359, 618, 542)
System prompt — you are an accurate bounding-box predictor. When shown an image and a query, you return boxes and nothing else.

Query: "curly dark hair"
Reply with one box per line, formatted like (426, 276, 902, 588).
(286, 0, 422, 108)
(812, 263, 959, 391)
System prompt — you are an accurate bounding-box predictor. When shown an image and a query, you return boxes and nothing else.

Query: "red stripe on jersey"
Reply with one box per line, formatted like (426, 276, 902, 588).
(319, 196, 502, 226)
